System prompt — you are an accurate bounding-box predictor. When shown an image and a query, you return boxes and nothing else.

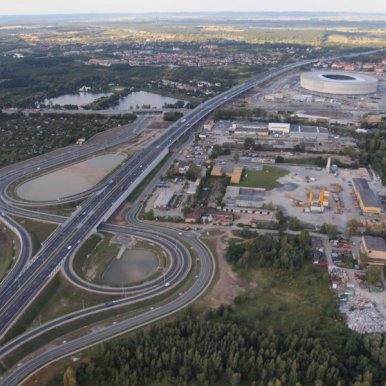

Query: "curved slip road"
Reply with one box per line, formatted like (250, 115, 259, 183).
(0, 49, 382, 384)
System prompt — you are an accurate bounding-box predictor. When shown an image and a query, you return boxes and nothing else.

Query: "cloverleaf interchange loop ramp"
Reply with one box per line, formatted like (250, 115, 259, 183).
(0, 49, 382, 385)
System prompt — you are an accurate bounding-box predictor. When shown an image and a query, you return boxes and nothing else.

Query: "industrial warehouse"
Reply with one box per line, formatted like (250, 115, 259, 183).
(228, 121, 330, 140)
(360, 235, 386, 266)
(352, 178, 384, 216)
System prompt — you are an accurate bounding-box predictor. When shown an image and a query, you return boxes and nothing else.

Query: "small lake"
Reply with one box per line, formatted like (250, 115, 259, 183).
(103, 249, 159, 285)
(16, 153, 126, 202)
(111, 91, 183, 110)
(43, 92, 111, 107)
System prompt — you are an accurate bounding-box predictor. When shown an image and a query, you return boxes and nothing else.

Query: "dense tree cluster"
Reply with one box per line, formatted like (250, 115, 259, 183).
(357, 131, 386, 184)
(364, 334, 386, 369)
(68, 312, 386, 386)
(0, 112, 136, 166)
(163, 100, 186, 109)
(163, 111, 184, 122)
(209, 144, 230, 160)
(213, 108, 268, 121)
(226, 232, 311, 270)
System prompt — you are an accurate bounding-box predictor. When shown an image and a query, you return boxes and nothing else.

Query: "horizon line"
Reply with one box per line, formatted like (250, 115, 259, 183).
(1, 10, 386, 17)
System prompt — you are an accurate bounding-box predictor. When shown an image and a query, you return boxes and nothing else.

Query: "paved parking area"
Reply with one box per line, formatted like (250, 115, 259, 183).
(145, 180, 187, 219)
(261, 165, 365, 232)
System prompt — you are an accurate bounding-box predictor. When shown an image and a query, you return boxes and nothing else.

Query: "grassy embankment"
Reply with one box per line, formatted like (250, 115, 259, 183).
(0, 238, 202, 375)
(0, 227, 19, 281)
(13, 218, 57, 255)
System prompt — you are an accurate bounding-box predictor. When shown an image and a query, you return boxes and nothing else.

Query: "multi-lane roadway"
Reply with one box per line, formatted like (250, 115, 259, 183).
(0, 49, 383, 385)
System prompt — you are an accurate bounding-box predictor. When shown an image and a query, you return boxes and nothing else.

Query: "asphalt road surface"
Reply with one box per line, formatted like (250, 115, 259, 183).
(0, 49, 382, 385)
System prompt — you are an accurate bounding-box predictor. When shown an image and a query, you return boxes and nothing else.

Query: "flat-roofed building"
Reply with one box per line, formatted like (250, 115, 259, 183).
(224, 186, 266, 209)
(211, 165, 223, 177)
(153, 190, 174, 210)
(290, 125, 329, 140)
(268, 122, 290, 134)
(185, 209, 204, 223)
(352, 178, 383, 216)
(233, 126, 269, 137)
(230, 167, 243, 184)
(230, 122, 269, 137)
(360, 235, 386, 265)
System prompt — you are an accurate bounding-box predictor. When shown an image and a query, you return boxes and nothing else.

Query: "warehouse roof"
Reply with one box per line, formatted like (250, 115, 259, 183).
(290, 125, 329, 134)
(230, 167, 243, 184)
(363, 235, 386, 252)
(153, 190, 174, 209)
(352, 178, 382, 209)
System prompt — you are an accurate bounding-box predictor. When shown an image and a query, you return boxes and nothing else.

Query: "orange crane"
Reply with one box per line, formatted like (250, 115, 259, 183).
(308, 191, 313, 206)
(318, 188, 325, 206)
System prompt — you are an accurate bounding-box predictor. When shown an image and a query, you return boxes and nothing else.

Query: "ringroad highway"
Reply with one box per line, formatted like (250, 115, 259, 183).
(0, 49, 382, 385)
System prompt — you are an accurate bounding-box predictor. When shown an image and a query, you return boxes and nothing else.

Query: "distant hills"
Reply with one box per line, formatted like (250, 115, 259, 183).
(1, 11, 386, 25)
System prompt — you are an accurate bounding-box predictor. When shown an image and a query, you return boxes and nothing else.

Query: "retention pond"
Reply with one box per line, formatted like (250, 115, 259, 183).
(16, 153, 126, 202)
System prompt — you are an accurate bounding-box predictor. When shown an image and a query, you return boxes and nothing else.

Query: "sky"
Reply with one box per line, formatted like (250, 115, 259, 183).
(0, 0, 386, 15)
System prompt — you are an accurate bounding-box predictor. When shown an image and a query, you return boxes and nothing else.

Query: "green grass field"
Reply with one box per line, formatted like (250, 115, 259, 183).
(239, 165, 288, 190)
(14, 218, 57, 255)
(3, 273, 120, 344)
(235, 266, 333, 332)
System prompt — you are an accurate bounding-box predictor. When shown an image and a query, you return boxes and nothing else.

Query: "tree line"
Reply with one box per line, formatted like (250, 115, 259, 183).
(226, 232, 312, 270)
(64, 310, 386, 386)
(357, 130, 386, 184)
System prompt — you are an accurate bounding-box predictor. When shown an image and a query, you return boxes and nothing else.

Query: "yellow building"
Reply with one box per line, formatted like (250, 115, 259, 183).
(268, 122, 290, 134)
(361, 235, 386, 265)
(230, 167, 243, 184)
(352, 178, 383, 216)
(211, 165, 223, 177)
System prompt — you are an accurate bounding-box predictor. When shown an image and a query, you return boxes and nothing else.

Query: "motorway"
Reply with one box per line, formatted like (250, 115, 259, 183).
(0, 214, 32, 294)
(0, 49, 382, 385)
(0, 223, 199, 356)
(0, 57, 318, 336)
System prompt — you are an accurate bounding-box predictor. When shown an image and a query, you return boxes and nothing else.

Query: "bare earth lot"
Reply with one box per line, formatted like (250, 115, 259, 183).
(197, 231, 254, 309)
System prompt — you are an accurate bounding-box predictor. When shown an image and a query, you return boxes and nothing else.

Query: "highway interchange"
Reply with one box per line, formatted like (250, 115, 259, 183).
(0, 49, 382, 385)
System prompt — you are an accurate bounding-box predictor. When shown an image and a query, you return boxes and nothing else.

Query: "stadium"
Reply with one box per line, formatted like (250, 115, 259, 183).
(300, 71, 378, 95)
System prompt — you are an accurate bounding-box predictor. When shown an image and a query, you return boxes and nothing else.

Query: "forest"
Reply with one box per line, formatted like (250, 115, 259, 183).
(54, 228, 386, 386)
(63, 310, 386, 386)
(0, 56, 244, 108)
(225, 232, 312, 270)
(0, 112, 136, 166)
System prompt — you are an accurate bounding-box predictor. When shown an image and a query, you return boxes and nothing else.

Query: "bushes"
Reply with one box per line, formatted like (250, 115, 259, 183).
(226, 232, 312, 270)
(163, 111, 184, 121)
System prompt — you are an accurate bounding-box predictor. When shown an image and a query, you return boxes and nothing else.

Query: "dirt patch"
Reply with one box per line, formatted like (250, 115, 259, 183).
(21, 360, 70, 386)
(147, 115, 173, 130)
(197, 232, 254, 309)
(109, 202, 132, 225)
